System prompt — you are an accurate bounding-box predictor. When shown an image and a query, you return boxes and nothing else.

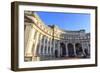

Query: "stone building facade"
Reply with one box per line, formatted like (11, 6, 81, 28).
(24, 11, 90, 61)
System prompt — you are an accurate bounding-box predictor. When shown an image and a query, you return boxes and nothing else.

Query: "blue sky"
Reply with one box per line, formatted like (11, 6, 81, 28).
(36, 11, 90, 33)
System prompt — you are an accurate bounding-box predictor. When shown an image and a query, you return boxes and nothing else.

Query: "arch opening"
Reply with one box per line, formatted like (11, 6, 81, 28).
(60, 42, 66, 57)
(67, 43, 75, 57)
(75, 43, 83, 57)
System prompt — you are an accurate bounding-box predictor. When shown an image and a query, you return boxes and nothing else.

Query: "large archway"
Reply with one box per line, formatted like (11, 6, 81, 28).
(75, 43, 83, 57)
(67, 43, 75, 57)
(60, 42, 66, 57)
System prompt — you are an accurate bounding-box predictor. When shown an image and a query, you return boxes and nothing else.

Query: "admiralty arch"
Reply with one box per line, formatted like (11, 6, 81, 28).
(24, 11, 90, 61)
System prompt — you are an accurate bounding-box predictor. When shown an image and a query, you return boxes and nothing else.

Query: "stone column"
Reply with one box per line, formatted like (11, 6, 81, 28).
(46, 38, 49, 56)
(25, 25, 35, 57)
(60, 41, 62, 57)
(42, 36, 45, 56)
(66, 42, 68, 57)
(48, 39, 51, 56)
(38, 35, 43, 56)
(43, 36, 46, 56)
(59, 41, 61, 57)
(32, 32, 40, 61)
(49, 39, 52, 56)
(56, 40, 59, 57)
(81, 42, 85, 55)
(53, 39, 56, 57)
(41, 36, 44, 56)
(57, 41, 60, 57)
(87, 42, 90, 55)
(73, 43, 77, 57)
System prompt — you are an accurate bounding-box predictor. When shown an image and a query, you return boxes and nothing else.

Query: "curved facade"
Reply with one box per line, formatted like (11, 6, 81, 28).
(24, 11, 90, 61)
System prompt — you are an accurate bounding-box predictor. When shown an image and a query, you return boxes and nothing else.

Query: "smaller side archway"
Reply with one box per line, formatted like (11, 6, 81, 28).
(60, 42, 66, 57)
(67, 43, 75, 57)
(75, 43, 83, 57)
